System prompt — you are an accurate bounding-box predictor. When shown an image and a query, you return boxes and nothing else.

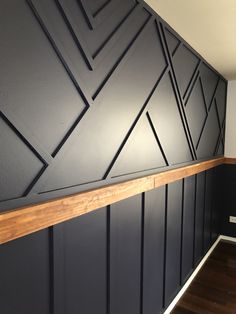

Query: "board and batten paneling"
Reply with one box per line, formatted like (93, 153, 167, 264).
(63, 208, 107, 314)
(0, 0, 227, 313)
(219, 164, 236, 238)
(165, 180, 183, 307)
(0, 170, 221, 314)
(204, 169, 214, 253)
(110, 195, 142, 314)
(0, 230, 51, 314)
(0, 0, 227, 213)
(181, 175, 195, 284)
(194, 172, 206, 265)
(142, 186, 166, 314)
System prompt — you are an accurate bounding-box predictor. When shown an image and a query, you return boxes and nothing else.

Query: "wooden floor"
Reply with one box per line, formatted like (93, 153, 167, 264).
(172, 241, 236, 314)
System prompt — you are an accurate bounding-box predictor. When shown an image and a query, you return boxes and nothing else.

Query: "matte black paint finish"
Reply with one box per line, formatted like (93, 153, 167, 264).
(110, 195, 142, 314)
(0, 0, 226, 313)
(0, 115, 44, 202)
(204, 170, 213, 252)
(219, 165, 236, 238)
(194, 172, 206, 265)
(148, 72, 193, 165)
(165, 181, 183, 307)
(185, 78, 207, 147)
(211, 167, 222, 242)
(63, 208, 107, 314)
(200, 63, 218, 109)
(0, 0, 227, 212)
(181, 176, 195, 283)
(143, 187, 166, 314)
(0, 230, 51, 314)
(0, 1, 86, 155)
(0, 172, 221, 314)
(51, 224, 66, 314)
(165, 28, 180, 56)
(171, 44, 199, 98)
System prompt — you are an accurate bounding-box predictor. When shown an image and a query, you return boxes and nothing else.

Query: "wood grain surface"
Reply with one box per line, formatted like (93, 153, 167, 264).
(172, 240, 236, 314)
(0, 156, 232, 244)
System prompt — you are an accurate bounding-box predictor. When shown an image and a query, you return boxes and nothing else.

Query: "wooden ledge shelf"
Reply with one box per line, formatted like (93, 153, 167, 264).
(0, 156, 235, 245)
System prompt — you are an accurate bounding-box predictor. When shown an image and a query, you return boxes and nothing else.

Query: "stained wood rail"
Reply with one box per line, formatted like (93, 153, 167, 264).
(0, 157, 235, 245)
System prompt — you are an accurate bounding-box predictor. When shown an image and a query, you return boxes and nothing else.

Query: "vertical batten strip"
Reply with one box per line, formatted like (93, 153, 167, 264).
(106, 206, 111, 314)
(140, 193, 145, 314)
(163, 185, 168, 309)
(180, 179, 185, 285)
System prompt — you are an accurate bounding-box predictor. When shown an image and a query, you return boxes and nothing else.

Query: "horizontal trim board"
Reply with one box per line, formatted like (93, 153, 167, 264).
(0, 156, 229, 245)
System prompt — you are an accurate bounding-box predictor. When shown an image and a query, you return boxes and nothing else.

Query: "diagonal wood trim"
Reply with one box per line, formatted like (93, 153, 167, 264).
(0, 157, 226, 245)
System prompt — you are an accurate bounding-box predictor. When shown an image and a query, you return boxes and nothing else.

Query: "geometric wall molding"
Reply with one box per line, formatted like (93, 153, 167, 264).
(0, 0, 227, 212)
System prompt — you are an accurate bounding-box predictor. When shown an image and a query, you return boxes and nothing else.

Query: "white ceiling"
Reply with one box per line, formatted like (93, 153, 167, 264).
(145, 0, 236, 80)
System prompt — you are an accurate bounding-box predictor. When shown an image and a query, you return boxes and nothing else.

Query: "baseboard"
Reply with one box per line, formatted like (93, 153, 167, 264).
(220, 235, 236, 242)
(163, 236, 221, 314)
(163, 234, 236, 313)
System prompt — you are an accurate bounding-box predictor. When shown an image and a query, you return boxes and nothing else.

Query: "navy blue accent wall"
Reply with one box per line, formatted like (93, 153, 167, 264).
(219, 165, 236, 238)
(0, 0, 227, 213)
(0, 0, 227, 313)
(0, 170, 221, 314)
(181, 176, 195, 283)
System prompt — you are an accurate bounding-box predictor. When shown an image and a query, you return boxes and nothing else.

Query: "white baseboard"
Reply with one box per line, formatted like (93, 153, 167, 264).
(163, 236, 223, 314)
(164, 234, 236, 314)
(220, 235, 236, 243)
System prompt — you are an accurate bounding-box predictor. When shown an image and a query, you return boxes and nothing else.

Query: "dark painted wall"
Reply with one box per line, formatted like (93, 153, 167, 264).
(0, 0, 227, 213)
(0, 1, 227, 313)
(220, 165, 236, 237)
(0, 169, 221, 314)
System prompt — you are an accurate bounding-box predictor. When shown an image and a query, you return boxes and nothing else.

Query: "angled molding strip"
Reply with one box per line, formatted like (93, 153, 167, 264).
(0, 0, 227, 214)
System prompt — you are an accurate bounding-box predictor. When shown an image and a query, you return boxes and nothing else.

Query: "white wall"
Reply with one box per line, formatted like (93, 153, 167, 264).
(225, 80, 236, 157)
